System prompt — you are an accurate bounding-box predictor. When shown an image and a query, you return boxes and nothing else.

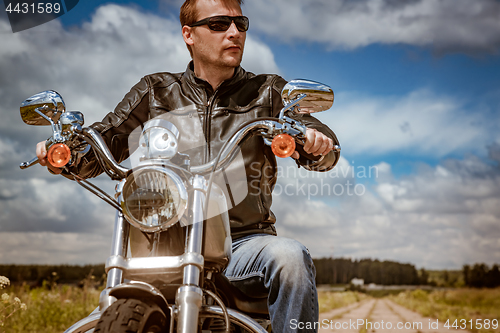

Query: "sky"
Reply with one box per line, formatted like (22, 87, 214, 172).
(0, 0, 499, 270)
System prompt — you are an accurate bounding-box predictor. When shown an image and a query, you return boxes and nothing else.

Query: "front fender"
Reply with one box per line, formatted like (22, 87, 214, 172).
(108, 281, 170, 315)
(63, 312, 100, 333)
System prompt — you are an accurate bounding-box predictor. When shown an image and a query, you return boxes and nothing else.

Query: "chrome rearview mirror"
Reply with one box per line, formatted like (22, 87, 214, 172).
(281, 79, 334, 114)
(20, 90, 66, 126)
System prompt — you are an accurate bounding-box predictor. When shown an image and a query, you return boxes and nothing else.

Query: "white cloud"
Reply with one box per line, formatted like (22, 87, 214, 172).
(270, 152, 500, 269)
(314, 89, 495, 158)
(244, 0, 500, 53)
(0, 232, 111, 264)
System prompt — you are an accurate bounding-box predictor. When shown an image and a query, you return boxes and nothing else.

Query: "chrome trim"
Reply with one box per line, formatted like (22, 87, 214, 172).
(98, 288, 116, 312)
(281, 79, 334, 114)
(176, 286, 203, 333)
(143, 119, 180, 140)
(190, 120, 277, 174)
(200, 306, 268, 333)
(79, 127, 129, 179)
(20, 90, 65, 126)
(105, 252, 204, 279)
(120, 165, 188, 233)
(71, 172, 122, 212)
(204, 289, 230, 333)
(139, 119, 180, 160)
(63, 313, 100, 333)
(20, 156, 40, 169)
(106, 210, 129, 288)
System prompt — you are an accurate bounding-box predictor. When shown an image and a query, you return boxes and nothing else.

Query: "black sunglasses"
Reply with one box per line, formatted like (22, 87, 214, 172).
(189, 15, 249, 32)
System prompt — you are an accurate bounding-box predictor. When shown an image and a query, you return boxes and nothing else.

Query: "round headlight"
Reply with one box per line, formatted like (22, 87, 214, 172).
(121, 166, 188, 232)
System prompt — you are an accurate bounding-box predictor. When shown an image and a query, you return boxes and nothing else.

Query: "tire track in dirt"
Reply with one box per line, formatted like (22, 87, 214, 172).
(318, 299, 376, 332)
(318, 298, 471, 333)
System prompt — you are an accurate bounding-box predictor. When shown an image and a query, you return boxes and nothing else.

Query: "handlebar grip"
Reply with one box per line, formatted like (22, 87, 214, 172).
(294, 143, 322, 162)
(20, 156, 40, 169)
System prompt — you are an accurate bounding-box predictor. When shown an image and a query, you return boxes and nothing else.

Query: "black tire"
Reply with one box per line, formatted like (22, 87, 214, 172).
(94, 299, 167, 333)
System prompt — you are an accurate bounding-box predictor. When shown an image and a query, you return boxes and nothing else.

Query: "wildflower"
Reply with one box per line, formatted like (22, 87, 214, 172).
(0, 276, 9, 289)
(20, 303, 27, 311)
(14, 297, 21, 304)
(1, 293, 9, 302)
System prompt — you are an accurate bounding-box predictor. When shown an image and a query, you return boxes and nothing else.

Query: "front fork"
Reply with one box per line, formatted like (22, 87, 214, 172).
(99, 208, 129, 311)
(175, 174, 206, 333)
(99, 175, 207, 333)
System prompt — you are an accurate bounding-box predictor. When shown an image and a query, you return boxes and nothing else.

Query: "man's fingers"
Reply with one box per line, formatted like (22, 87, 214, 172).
(315, 138, 333, 156)
(36, 141, 47, 166)
(35, 141, 62, 173)
(301, 128, 334, 157)
(303, 129, 316, 152)
(309, 132, 325, 156)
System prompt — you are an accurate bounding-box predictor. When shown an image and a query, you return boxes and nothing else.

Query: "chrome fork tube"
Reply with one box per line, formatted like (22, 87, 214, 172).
(100, 205, 129, 311)
(176, 175, 205, 333)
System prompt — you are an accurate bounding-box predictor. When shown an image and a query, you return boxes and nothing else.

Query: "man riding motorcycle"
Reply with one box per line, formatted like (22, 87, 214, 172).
(35, 0, 340, 331)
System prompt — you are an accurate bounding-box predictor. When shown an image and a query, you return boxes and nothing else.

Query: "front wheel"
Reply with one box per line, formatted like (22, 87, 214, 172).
(94, 299, 167, 333)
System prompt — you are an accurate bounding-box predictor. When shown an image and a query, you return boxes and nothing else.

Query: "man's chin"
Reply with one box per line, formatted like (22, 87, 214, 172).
(222, 55, 243, 68)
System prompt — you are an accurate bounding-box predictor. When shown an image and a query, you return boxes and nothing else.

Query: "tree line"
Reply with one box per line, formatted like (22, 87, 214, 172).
(463, 263, 500, 288)
(1, 261, 498, 288)
(0, 264, 105, 286)
(313, 258, 425, 285)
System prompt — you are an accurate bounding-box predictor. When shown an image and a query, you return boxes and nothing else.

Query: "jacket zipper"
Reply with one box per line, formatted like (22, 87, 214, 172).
(205, 91, 218, 163)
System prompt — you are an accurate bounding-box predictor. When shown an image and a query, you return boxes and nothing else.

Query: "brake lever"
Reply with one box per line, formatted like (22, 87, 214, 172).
(20, 156, 40, 169)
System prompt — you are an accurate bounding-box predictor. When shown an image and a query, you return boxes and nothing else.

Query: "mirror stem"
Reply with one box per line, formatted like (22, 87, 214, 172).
(278, 94, 306, 119)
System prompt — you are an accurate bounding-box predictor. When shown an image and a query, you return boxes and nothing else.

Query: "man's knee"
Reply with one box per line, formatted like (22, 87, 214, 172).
(266, 238, 315, 275)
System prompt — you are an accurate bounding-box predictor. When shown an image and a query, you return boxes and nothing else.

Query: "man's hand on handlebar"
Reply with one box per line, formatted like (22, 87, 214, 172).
(291, 128, 334, 160)
(36, 141, 63, 174)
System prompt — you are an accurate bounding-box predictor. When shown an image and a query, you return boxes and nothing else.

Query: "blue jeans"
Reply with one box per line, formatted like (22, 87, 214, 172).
(224, 234, 319, 333)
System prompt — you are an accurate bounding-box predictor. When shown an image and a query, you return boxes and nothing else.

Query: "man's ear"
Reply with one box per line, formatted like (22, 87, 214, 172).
(182, 26, 194, 47)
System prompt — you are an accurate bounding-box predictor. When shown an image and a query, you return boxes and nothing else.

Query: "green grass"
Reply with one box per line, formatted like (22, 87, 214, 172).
(390, 288, 500, 333)
(1, 282, 100, 333)
(318, 290, 368, 313)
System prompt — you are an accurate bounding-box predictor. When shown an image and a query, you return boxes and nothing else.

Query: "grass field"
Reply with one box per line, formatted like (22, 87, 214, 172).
(389, 288, 500, 333)
(1, 278, 99, 333)
(318, 290, 368, 313)
(2, 276, 499, 333)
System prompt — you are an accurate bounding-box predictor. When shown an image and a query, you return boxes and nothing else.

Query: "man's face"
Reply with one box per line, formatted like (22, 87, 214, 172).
(187, 0, 246, 70)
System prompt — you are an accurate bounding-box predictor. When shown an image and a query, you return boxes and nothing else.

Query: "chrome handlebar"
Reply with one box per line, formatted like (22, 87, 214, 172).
(20, 156, 40, 169)
(20, 117, 300, 178)
(190, 119, 279, 174)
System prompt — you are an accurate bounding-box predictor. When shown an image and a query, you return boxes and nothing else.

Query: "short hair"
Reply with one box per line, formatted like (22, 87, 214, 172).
(180, 0, 244, 27)
(180, 0, 244, 57)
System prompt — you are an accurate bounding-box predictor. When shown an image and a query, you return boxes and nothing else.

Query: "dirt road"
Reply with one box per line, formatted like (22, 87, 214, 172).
(318, 299, 470, 333)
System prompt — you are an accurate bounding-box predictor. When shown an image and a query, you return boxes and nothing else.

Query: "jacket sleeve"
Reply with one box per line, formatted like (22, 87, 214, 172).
(271, 76, 340, 172)
(63, 77, 151, 179)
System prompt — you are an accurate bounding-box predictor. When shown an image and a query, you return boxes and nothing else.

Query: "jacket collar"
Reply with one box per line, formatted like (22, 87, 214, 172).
(183, 61, 246, 93)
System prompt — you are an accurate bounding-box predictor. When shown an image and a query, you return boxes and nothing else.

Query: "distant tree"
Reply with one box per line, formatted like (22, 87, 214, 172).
(463, 265, 470, 286)
(469, 263, 487, 288)
(485, 264, 500, 288)
(419, 268, 429, 285)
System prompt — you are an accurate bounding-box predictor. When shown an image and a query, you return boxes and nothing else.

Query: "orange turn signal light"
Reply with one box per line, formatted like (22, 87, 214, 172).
(47, 143, 71, 168)
(271, 134, 296, 158)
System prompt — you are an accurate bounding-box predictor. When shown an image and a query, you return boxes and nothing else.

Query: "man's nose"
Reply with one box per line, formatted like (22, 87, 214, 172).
(227, 21, 242, 38)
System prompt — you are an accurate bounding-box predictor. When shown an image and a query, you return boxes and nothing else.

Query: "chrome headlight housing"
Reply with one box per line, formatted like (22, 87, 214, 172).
(120, 166, 188, 232)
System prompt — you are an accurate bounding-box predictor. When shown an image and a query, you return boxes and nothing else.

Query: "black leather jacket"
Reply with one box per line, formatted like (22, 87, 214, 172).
(67, 62, 340, 239)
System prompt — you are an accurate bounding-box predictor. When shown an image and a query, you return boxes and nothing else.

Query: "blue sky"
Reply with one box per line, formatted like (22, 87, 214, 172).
(0, 0, 499, 269)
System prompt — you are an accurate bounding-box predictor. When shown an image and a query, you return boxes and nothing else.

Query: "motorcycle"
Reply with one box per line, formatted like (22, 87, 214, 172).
(19, 79, 339, 333)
